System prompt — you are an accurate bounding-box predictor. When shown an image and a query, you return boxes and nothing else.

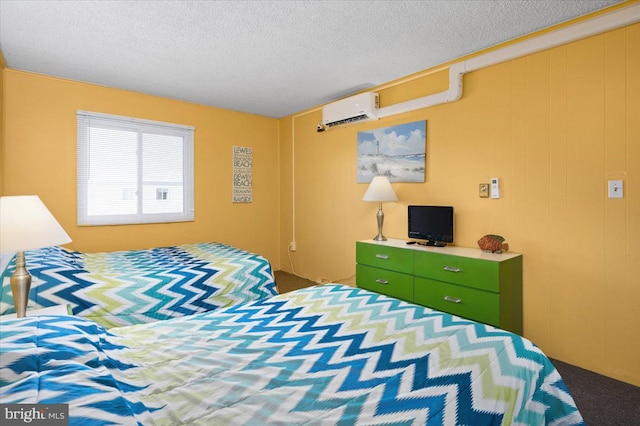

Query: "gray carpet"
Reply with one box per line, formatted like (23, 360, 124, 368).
(274, 270, 317, 294)
(274, 270, 640, 425)
(550, 358, 640, 425)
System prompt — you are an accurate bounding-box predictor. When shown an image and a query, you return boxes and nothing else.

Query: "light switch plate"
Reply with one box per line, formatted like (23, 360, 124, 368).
(608, 180, 623, 198)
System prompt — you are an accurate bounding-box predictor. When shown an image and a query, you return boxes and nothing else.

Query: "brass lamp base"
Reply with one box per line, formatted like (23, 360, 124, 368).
(10, 251, 32, 318)
(372, 202, 387, 241)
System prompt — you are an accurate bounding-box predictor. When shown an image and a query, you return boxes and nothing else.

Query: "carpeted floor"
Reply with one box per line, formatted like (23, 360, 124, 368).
(274, 270, 640, 425)
(274, 270, 317, 294)
(550, 358, 640, 425)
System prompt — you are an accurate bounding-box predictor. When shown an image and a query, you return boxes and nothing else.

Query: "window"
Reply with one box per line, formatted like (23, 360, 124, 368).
(77, 111, 194, 226)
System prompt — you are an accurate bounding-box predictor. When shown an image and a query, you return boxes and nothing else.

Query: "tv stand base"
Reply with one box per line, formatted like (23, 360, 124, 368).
(418, 241, 447, 247)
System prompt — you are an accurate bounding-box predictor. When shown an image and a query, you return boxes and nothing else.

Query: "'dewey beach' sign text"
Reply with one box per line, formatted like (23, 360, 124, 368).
(233, 146, 253, 203)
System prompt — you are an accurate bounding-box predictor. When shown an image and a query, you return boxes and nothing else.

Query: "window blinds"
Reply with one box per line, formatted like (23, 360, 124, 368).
(77, 111, 194, 226)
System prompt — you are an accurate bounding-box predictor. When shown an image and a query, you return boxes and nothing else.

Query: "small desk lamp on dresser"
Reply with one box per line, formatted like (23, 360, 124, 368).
(0, 195, 72, 318)
(362, 176, 398, 241)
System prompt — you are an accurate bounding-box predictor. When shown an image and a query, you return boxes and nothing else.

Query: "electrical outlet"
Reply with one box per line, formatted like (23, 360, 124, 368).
(289, 241, 297, 251)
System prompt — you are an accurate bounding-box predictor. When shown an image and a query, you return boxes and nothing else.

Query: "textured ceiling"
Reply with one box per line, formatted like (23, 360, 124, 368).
(0, 0, 624, 118)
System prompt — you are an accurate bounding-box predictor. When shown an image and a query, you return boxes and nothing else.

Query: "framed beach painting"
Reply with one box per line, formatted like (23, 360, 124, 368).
(357, 120, 426, 183)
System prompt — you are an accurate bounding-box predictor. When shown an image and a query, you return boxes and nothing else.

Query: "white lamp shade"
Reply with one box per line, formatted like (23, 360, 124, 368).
(362, 176, 398, 202)
(0, 195, 72, 252)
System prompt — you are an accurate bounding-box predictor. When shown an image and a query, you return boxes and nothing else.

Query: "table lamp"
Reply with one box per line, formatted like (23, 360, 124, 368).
(362, 176, 398, 241)
(0, 195, 72, 317)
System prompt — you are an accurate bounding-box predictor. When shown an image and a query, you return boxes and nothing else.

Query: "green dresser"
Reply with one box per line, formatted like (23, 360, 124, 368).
(356, 239, 523, 335)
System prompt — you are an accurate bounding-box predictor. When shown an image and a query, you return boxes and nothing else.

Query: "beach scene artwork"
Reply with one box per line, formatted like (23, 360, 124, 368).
(357, 120, 426, 183)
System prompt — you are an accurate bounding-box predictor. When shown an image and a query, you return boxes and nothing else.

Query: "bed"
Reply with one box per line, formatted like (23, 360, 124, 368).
(0, 284, 584, 425)
(0, 242, 276, 328)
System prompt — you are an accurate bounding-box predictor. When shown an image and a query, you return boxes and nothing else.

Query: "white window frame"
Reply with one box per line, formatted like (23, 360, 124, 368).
(77, 111, 195, 226)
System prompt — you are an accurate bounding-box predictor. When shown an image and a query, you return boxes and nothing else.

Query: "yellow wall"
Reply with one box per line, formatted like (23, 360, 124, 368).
(1, 50, 6, 194)
(2, 70, 282, 266)
(279, 23, 640, 386)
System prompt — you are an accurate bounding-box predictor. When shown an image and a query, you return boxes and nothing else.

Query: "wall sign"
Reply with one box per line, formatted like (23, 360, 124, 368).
(232, 146, 253, 203)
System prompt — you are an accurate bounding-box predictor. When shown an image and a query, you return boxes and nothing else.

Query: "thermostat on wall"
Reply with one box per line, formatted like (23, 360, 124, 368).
(490, 178, 500, 199)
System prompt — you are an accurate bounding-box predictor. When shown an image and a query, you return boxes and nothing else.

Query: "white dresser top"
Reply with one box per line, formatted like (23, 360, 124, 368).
(358, 239, 521, 262)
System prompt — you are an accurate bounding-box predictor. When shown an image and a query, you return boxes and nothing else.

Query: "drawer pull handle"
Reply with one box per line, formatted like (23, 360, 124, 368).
(444, 295, 461, 304)
(375, 278, 389, 285)
(443, 266, 461, 273)
(375, 254, 389, 260)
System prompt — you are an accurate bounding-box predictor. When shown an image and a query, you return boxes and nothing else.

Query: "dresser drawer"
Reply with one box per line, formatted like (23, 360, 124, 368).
(356, 264, 413, 302)
(414, 277, 499, 327)
(356, 242, 413, 274)
(414, 251, 499, 292)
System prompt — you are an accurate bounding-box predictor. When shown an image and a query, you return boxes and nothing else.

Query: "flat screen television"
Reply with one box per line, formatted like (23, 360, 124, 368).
(407, 205, 454, 246)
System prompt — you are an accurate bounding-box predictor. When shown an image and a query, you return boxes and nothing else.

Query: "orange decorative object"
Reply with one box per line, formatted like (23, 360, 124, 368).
(477, 234, 509, 253)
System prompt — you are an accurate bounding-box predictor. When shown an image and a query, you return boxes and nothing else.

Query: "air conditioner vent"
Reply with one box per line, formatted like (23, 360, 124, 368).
(325, 113, 371, 128)
(322, 92, 378, 128)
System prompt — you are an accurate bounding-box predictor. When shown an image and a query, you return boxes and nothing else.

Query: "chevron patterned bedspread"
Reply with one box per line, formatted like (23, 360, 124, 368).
(0, 243, 276, 328)
(0, 284, 583, 425)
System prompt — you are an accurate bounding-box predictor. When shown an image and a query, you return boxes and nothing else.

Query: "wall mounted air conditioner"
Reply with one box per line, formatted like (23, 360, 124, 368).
(322, 92, 379, 128)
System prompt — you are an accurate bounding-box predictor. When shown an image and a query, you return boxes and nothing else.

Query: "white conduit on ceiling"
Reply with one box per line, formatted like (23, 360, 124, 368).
(288, 2, 640, 261)
(376, 2, 640, 119)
